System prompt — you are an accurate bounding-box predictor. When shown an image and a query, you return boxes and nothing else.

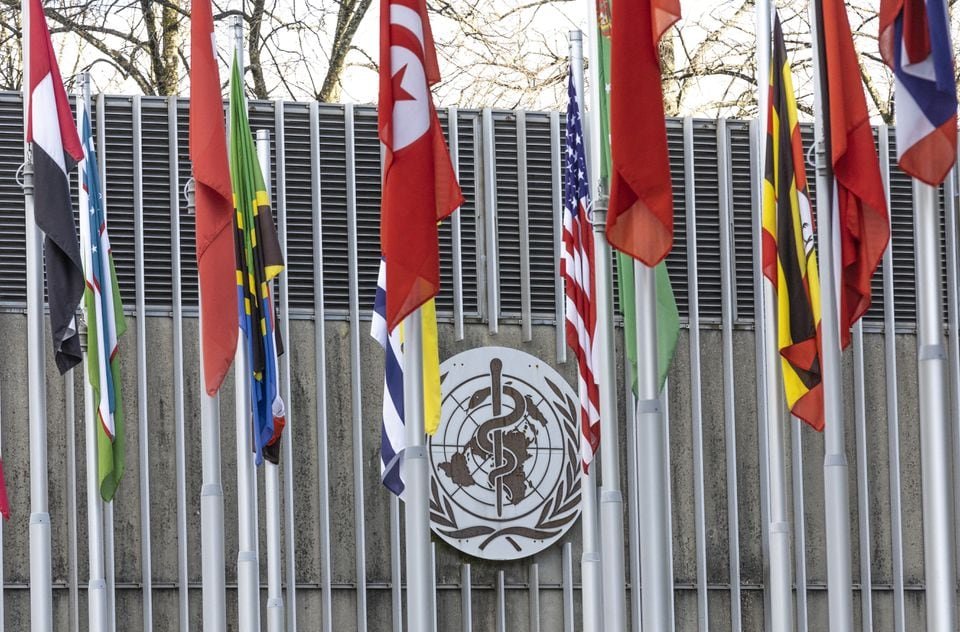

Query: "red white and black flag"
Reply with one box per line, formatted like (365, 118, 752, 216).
(26, 0, 85, 374)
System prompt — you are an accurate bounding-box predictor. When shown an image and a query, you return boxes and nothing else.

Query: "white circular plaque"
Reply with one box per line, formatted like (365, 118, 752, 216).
(429, 346, 582, 560)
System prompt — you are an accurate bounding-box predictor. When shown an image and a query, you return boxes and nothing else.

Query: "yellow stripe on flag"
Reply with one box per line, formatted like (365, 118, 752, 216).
(421, 299, 441, 435)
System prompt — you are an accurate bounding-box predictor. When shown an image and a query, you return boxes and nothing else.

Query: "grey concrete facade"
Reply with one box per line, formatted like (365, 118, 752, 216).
(0, 312, 938, 631)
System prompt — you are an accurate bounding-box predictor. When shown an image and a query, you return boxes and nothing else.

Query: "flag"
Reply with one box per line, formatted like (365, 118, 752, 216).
(879, 0, 957, 185)
(595, 0, 679, 391)
(372, 259, 443, 497)
(229, 55, 286, 466)
(763, 16, 824, 431)
(820, 0, 891, 348)
(190, 0, 237, 394)
(78, 99, 128, 499)
(378, 0, 463, 333)
(605, 0, 680, 267)
(26, 0, 84, 375)
(562, 69, 601, 470)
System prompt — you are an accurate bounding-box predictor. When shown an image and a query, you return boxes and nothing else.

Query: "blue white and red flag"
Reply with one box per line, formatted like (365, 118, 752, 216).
(880, 0, 957, 185)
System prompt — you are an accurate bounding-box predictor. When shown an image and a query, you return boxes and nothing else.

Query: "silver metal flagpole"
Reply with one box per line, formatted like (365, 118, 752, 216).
(808, 2, 854, 629)
(22, 0, 55, 625)
(578, 23, 630, 627)
(233, 17, 262, 632)
(403, 306, 434, 632)
(572, 27, 603, 632)
(189, 189, 228, 631)
(913, 179, 957, 631)
(76, 75, 109, 632)
(755, 2, 794, 630)
(257, 128, 286, 632)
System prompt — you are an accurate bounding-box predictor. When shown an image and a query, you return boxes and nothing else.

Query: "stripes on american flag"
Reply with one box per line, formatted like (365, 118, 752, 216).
(372, 259, 406, 497)
(562, 67, 600, 471)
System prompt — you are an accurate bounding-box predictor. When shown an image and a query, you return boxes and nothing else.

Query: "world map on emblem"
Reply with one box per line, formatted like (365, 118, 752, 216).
(429, 347, 582, 561)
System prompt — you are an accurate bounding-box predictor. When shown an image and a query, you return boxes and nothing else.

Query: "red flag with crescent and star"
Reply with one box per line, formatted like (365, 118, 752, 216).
(378, 0, 463, 333)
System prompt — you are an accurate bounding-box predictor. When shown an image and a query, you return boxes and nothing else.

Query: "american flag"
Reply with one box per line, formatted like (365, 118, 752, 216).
(562, 67, 601, 471)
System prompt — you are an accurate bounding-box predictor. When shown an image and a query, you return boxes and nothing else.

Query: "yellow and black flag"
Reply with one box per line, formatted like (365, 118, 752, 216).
(762, 16, 824, 431)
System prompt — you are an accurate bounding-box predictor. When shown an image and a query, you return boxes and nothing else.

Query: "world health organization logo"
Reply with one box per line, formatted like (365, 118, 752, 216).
(429, 347, 581, 560)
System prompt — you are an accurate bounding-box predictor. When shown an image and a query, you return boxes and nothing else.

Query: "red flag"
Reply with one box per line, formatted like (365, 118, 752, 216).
(821, 0, 890, 348)
(378, 0, 463, 332)
(606, 0, 680, 266)
(190, 0, 237, 394)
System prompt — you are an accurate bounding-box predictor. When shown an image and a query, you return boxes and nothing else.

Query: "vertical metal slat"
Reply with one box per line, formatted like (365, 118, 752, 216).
(461, 563, 472, 632)
(528, 563, 540, 632)
(481, 109, 499, 333)
(345, 104, 369, 632)
(562, 543, 574, 632)
(64, 371, 79, 632)
(448, 106, 466, 340)
(791, 413, 809, 632)
(852, 320, 873, 631)
(550, 110, 566, 363)
(517, 111, 533, 340)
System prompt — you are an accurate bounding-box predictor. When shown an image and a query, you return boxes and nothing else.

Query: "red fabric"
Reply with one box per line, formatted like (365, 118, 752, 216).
(26, 0, 81, 160)
(822, 0, 890, 349)
(0, 460, 9, 520)
(190, 0, 237, 394)
(606, 0, 680, 266)
(378, 0, 463, 332)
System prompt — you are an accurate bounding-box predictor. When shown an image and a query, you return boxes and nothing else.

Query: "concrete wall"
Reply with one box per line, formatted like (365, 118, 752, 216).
(0, 313, 935, 630)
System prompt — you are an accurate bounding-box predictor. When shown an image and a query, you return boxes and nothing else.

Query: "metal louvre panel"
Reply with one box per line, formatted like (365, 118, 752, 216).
(175, 98, 198, 308)
(140, 97, 174, 308)
(317, 104, 349, 313)
(727, 120, 756, 323)
(665, 118, 689, 319)
(886, 128, 918, 325)
(283, 102, 316, 311)
(524, 113, 559, 318)
(437, 109, 481, 316)
(0, 94, 25, 306)
(691, 119, 722, 322)
(493, 111, 522, 317)
(101, 95, 137, 306)
(352, 106, 383, 313)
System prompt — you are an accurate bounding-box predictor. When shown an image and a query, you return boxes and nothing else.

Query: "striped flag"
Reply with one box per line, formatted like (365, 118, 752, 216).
(562, 69, 600, 470)
(228, 54, 286, 466)
(26, 0, 84, 374)
(372, 259, 443, 497)
(78, 98, 128, 499)
(763, 15, 824, 432)
(820, 0, 891, 348)
(879, 0, 957, 185)
(373, 261, 406, 496)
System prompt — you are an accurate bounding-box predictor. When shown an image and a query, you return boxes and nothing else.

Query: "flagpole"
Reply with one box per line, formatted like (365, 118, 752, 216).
(403, 306, 435, 632)
(232, 16, 262, 632)
(575, 25, 626, 630)
(189, 184, 228, 632)
(22, 0, 56, 625)
(572, 27, 604, 632)
(913, 179, 957, 631)
(76, 74, 109, 632)
(808, 2, 854, 629)
(755, 3, 794, 630)
(257, 128, 287, 632)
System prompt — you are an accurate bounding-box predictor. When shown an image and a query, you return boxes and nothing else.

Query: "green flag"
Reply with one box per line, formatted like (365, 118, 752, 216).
(79, 100, 127, 501)
(595, 0, 679, 391)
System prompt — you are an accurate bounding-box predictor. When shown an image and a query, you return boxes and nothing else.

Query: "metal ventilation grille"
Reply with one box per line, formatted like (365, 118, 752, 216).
(524, 113, 559, 317)
(101, 96, 137, 305)
(727, 120, 756, 322)
(317, 104, 349, 313)
(175, 98, 199, 307)
(665, 119, 689, 319)
(353, 106, 385, 312)
(691, 120, 722, 322)
(0, 95, 26, 306)
(140, 98, 174, 309)
(282, 103, 316, 311)
(493, 112, 522, 317)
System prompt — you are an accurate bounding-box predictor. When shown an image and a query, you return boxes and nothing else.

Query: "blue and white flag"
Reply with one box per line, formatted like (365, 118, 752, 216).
(880, 0, 957, 185)
(372, 259, 406, 497)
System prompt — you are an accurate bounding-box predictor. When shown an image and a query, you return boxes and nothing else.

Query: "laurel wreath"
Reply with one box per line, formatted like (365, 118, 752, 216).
(430, 373, 582, 555)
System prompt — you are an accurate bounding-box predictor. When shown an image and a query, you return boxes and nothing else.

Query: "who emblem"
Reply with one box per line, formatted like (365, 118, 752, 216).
(429, 347, 581, 560)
